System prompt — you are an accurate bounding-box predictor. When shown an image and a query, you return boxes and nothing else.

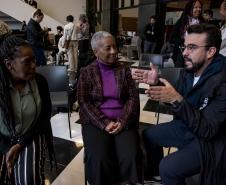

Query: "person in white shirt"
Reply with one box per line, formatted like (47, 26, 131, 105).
(63, 15, 79, 72)
(56, 36, 66, 65)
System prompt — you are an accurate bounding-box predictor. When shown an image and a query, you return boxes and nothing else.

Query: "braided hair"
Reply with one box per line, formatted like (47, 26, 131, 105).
(0, 35, 30, 137)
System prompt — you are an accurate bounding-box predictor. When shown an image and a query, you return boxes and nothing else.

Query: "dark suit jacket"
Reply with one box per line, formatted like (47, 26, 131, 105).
(77, 60, 140, 130)
(27, 18, 45, 47)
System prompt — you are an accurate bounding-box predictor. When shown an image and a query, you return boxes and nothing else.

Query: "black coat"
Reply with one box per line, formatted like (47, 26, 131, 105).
(144, 23, 159, 42)
(173, 54, 226, 185)
(26, 18, 45, 47)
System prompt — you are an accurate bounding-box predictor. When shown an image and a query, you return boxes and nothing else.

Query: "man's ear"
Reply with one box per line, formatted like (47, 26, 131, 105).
(207, 47, 216, 59)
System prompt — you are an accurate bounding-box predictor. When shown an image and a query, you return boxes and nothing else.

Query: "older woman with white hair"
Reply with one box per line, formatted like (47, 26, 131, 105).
(77, 31, 141, 185)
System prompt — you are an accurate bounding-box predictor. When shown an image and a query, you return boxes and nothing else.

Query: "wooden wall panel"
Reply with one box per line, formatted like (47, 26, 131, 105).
(121, 17, 137, 31)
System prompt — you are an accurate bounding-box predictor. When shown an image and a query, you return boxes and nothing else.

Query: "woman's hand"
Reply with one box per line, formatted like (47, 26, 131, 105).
(105, 121, 123, 134)
(6, 144, 22, 176)
(108, 122, 123, 135)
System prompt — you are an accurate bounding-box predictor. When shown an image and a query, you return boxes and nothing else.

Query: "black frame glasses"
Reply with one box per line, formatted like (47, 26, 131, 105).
(179, 44, 211, 53)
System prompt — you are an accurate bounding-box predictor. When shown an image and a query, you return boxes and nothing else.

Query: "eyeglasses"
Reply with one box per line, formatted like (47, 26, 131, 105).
(179, 44, 211, 53)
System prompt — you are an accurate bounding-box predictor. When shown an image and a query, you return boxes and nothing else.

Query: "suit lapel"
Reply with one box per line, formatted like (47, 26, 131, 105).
(114, 64, 124, 98)
(90, 61, 103, 97)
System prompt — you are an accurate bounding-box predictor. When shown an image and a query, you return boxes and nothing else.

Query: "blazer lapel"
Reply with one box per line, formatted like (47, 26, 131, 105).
(114, 64, 124, 98)
(90, 61, 103, 97)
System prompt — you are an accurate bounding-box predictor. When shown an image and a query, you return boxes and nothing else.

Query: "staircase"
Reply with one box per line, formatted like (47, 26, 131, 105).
(0, 0, 63, 34)
(0, 11, 22, 30)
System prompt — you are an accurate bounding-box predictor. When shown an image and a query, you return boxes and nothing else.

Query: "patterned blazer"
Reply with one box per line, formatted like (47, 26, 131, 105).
(77, 60, 140, 130)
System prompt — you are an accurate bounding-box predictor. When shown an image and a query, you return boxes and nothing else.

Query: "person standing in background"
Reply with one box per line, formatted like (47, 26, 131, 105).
(56, 34, 66, 65)
(55, 26, 63, 46)
(203, 9, 220, 28)
(219, 1, 226, 57)
(63, 15, 78, 74)
(169, 0, 204, 67)
(21, 20, 27, 32)
(77, 14, 90, 73)
(77, 14, 90, 54)
(143, 16, 159, 53)
(27, 9, 48, 66)
(49, 26, 63, 63)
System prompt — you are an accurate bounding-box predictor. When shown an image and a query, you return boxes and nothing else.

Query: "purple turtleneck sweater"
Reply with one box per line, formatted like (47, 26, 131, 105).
(98, 60, 123, 120)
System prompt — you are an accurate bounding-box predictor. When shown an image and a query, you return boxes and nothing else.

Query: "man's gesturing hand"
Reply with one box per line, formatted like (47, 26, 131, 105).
(145, 78, 183, 103)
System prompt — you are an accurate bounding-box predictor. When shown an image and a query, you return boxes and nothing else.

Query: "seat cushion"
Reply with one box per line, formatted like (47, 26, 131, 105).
(50, 91, 68, 106)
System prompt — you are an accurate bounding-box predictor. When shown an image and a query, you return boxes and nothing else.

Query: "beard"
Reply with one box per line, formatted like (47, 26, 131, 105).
(184, 57, 205, 73)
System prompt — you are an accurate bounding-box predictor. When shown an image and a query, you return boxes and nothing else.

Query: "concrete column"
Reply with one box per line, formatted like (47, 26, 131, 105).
(102, 0, 111, 32)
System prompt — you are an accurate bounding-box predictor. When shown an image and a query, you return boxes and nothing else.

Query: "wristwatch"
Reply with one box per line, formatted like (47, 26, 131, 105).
(171, 100, 181, 108)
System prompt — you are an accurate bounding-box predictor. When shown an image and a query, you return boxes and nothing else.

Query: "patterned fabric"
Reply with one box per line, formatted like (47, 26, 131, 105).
(78, 60, 140, 130)
(0, 135, 46, 185)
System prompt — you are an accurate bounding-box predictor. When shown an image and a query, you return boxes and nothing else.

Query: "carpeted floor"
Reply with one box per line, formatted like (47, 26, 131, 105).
(45, 137, 83, 183)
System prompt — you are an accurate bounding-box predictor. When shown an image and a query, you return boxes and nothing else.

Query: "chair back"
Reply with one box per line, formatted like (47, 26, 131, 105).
(139, 53, 163, 68)
(159, 67, 183, 87)
(136, 37, 142, 59)
(36, 66, 68, 92)
(131, 36, 139, 46)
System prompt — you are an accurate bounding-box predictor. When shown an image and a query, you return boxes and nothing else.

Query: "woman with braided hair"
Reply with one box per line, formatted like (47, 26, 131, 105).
(0, 35, 55, 185)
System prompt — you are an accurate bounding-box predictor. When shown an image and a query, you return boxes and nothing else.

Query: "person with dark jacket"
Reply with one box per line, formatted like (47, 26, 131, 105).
(55, 26, 63, 46)
(27, 9, 48, 66)
(169, 0, 204, 67)
(0, 35, 55, 185)
(203, 9, 220, 28)
(78, 31, 141, 185)
(132, 24, 226, 185)
(144, 16, 159, 53)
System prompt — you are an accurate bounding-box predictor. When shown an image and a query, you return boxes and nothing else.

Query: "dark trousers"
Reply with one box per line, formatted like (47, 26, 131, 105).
(78, 39, 89, 54)
(82, 124, 142, 185)
(144, 40, 156, 53)
(143, 120, 201, 185)
(32, 46, 47, 66)
(77, 39, 90, 75)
